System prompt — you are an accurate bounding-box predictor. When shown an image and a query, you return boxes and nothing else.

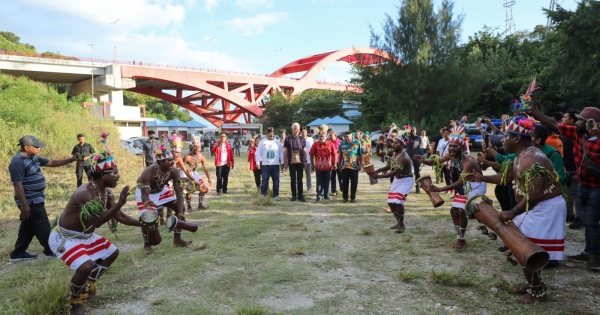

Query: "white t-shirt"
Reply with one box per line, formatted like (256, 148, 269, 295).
(220, 145, 228, 166)
(256, 138, 284, 166)
(420, 136, 429, 149)
(436, 138, 450, 157)
(304, 136, 314, 164)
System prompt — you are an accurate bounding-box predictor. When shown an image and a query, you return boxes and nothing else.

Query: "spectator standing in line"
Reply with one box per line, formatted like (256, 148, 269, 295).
(256, 127, 284, 201)
(430, 127, 445, 158)
(529, 106, 600, 271)
(203, 136, 210, 154)
(420, 130, 430, 154)
(560, 110, 584, 228)
(328, 130, 343, 196)
(310, 130, 336, 201)
(233, 138, 241, 157)
(283, 123, 306, 202)
(9, 136, 77, 262)
(142, 130, 160, 168)
(301, 126, 314, 196)
(339, 131, 363, 203)
(209, 137, 216, 156)
(247, 138, 261, 189)
(212, 132, 235, 196)
(71, 134, 95, 187)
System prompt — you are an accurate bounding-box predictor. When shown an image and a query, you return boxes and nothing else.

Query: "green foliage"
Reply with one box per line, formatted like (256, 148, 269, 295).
(0, 31, 36, 52)
(19, 274, 70, 315)
(234, 304, 266, 315)
(257, 89, 352, 132)
(123, 90, 192, 122)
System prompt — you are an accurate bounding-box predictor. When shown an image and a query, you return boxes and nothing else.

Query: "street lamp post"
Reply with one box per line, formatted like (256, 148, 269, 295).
(110, 19, 120, 63)
(206, 37, 216, 69)
(88, 44, 94, 103)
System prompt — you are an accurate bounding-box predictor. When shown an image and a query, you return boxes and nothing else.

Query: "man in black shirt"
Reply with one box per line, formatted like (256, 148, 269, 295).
(142, 130, 160, 168)
(430, 127, 444, 157)
(71, 134, 95, 187)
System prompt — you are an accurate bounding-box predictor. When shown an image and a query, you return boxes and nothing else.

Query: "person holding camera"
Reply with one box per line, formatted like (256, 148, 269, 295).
(528, 106, 600, 271)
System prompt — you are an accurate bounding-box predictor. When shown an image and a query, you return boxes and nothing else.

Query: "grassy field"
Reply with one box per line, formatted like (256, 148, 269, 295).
(0, 155, 598, 315)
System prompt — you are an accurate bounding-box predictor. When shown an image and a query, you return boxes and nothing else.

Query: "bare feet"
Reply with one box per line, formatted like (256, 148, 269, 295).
(197, 205, 209, 210)
(144, 245, 154, 255)
(389, 223, 399, 229)
(450, 239, 467, 250)
(516, 292, 547, 304)
(394, 223, 405, 233)
(70, 304, 84, 315)
(173, 238, 192, 247)
(382, 206, 391, 212)
(514, 283, 547, 294)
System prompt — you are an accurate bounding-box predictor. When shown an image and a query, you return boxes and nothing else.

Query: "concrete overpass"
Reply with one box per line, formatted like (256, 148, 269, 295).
(0, 48, 388, 125)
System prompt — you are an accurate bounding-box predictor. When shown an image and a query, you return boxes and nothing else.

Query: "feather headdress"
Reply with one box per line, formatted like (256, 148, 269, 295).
(155, 135, 174, 160)
(191, 133, 202, 146)
(170, 134, 183, 152)
(506, 115, 535, 136)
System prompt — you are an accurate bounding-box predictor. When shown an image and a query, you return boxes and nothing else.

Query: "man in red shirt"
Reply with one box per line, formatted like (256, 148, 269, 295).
(529, 106, 600, 271)
(328, 130, 343, 196)
(310, 132, 337, 201)
(211, 132, 235, 196)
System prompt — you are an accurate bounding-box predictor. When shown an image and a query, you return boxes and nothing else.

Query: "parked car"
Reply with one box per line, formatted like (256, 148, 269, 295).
(121, 139, 143, 155)
(370, 130, 384, 142)
(465, 119, 503, 151)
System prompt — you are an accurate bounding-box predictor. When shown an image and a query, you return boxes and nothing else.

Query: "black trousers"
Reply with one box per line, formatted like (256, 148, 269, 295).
(253, 169, 262, 188)
(330, 167, 343, 193)
(442, 167, 452, 187)
(412, 158, 421, 181)
(76, 165, 91, 187)
(289, 164, 304, 198)
(216, 165, 231, 193)
(342, 169, 359, 201)
(12, 202, 52, 255)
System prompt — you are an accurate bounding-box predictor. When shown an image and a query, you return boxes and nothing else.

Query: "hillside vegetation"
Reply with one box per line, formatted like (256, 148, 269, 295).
(0, 72, 141, 217)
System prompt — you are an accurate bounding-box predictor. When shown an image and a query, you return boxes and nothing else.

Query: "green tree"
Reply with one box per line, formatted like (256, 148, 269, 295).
(0, 31, 36, 51)
(353, 0, 477, 132)
(123, 91, 192, 122)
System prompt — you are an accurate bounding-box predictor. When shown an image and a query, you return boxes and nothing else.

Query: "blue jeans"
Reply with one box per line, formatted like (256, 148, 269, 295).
(580, 185, 600, 255)
(316, 170, 331, 198)
(261, 165, 280, 197)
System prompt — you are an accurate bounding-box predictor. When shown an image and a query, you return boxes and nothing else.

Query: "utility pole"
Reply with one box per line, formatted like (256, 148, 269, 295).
(206, 37, 216, 69)
(110, 19, 120, 63)
(503, 0, 516, 36)
(546, 0, 557, 37)
(88, 44, 94, 103)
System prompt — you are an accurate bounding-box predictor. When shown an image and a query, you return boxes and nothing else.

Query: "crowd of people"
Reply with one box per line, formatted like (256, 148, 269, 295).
(6, 92, 600, 312)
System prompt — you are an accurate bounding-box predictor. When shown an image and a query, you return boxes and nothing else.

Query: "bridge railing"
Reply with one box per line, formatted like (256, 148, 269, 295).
(0, 49, 359, 87)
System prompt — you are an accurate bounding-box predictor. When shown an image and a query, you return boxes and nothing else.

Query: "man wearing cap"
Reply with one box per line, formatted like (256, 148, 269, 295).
(529, 106, 600, 271)
(142, 130, 160, 168)
(8, 135, 77, 262)
(256, 127, 284, 201)
(71, 134, 95, 187)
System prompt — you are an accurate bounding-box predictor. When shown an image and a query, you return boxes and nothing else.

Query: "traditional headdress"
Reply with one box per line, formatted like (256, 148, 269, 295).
(91, 132, 116, 172)
(155, 135, 174, 160)
(448, 115, 467, 144)
(191, 133, 202, 146)
(387, 123, 398, 139)
(512, 76, 539, 112)
(506, 115, 535, 137)
(170, 134, 183, 152)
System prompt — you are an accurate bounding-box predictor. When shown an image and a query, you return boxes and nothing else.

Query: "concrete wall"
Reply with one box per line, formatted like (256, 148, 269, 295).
(118, 125, 143, 139)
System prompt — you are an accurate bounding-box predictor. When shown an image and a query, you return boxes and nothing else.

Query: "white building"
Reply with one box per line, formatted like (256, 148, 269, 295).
(87, 103, 153, 140)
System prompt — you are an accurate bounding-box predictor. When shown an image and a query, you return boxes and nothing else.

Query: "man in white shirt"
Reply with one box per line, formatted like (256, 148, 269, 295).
(420, 130, 430, 151)
(301, 127, 314, 195)
(256, 127, 285, 201)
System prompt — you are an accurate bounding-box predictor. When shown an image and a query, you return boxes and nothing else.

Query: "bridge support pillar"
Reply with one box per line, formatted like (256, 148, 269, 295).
(70, 65, 135, 106)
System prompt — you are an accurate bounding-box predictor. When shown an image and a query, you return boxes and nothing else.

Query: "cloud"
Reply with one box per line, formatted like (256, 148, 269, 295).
(199, 0, 221, 11)
(235, 0, 272, 10)
(22, 0, 185, 30)
(225, 12, 287, 36)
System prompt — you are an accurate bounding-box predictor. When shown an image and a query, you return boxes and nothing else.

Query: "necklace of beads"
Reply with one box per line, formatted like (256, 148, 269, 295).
(154, 164, 171, 186)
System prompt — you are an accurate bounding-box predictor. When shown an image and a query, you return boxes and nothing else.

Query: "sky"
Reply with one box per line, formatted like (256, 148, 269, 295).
(1, 0, 579, 127)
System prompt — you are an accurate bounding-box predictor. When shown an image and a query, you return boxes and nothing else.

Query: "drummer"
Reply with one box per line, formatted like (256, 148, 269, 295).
(368, 133, 414, 233)
(415, 124, 486, 249)
(49, 151, 140, 315)
(136, 141, 191, 255)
